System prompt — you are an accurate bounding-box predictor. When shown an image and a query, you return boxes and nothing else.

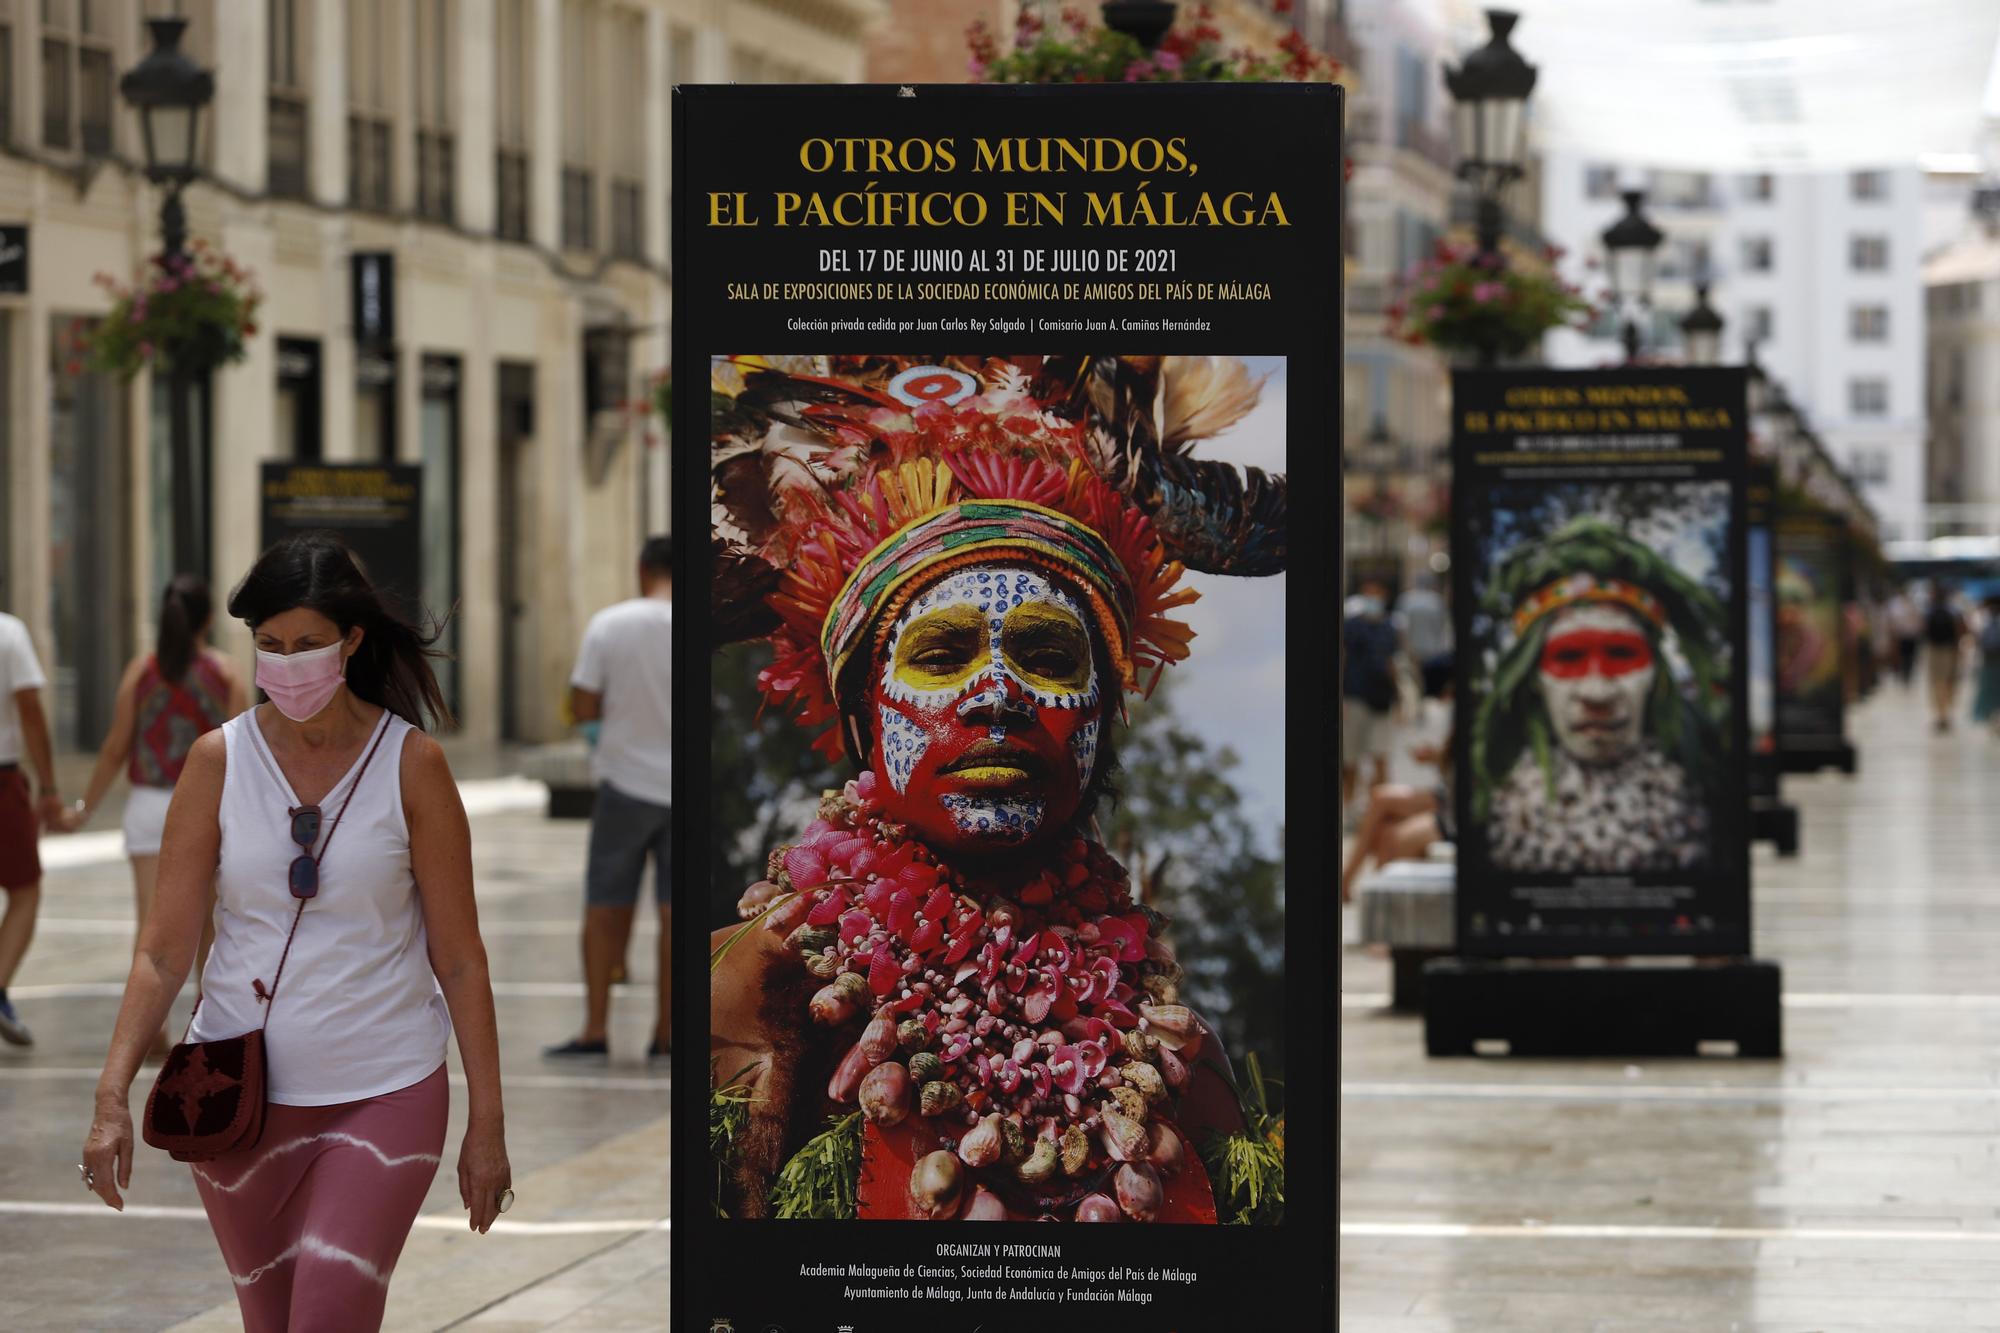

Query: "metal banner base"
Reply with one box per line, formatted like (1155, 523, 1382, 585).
(1751, 797, 1800, 856)
(1778, 739, 1857, 775)
(1422, 957, 1783, 1058)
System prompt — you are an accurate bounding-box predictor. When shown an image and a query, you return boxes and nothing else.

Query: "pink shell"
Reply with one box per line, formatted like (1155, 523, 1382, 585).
(867, 947, 902, 996)
(783, 846, 828, 890)
(806, 889, 846, 926)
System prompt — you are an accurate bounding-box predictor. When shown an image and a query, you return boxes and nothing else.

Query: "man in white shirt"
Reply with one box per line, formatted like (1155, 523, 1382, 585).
(547, 538, 674, 1060)
(0, 610, 61, 1045)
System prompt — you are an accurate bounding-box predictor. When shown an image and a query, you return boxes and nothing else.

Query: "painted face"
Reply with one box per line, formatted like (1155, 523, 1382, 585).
(1535, 602, 1656, 766)
(868, 565, 1104, 854)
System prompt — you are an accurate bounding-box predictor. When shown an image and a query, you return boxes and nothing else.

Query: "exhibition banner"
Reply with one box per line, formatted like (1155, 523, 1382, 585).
(258, 462, 424, 624)
(672, 84, 1338, 1332)
(1450, 367, 1750, 958)
(1746, 462, 1780, 800)
(1774, 508, 1850, 752)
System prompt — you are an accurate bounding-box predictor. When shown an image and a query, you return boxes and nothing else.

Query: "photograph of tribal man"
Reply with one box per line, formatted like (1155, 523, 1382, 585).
(703, 354, 1288, 1226)
(1466, 485, 1733, 876)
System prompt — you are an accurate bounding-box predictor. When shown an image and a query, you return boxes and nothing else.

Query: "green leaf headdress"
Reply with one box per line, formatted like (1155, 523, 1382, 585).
(1471, 517, 1728, 823)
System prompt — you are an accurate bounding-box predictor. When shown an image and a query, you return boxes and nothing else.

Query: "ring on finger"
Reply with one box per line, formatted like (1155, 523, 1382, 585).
(497, 1187, 515, 1214)
(77, 1162, 95, 1190)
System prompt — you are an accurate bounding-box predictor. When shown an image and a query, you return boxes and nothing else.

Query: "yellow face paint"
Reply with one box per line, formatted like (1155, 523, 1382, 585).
(1000, 601, 1094, 700)
(890, 604, 987, 697)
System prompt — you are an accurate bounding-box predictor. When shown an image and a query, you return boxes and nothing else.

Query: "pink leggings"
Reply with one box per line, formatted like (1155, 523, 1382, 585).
(190, 1064, 448, 1332)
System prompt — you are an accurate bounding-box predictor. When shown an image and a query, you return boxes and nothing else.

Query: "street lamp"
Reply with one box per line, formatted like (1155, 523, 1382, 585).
(1681, 282, 1725, 365)
(1101, 2, 1177, 52)
(1444, 9, 1538, 262)
(120, 16, 214, 582)
(1600, 188, 1663, 364)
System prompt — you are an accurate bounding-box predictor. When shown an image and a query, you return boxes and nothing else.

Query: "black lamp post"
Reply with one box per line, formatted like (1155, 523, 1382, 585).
(1101, 2, 1177, 52)
(1444, 10, 1538, 264)
(1681, 282, 1725, 365)
(1600, 188, 1663, 364)
(120, 17, 214, 582)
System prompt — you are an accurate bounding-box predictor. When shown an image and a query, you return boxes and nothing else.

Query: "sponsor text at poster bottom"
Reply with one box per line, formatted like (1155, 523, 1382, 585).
(801, 1247, 1200, 1309)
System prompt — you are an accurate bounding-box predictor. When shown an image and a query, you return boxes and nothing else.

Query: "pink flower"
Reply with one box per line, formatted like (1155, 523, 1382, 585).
(1123, 59, 1156, 81)
(1426, 304, 1445, 321)
(1472, 281, 1505, 304)
(1156, 50, 1182, 72)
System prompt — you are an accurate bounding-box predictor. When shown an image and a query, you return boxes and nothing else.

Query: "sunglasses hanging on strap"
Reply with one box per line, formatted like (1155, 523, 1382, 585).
(143, 714, 395, 1163)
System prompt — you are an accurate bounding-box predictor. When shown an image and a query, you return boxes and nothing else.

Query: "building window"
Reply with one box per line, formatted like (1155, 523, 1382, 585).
(1740, 236, 1773, 273)
(41, 0, 114, 154)
(1851, 169, 1888, 201)
(1746, 305, 1774, 344)
(268, 0, 309, 199)
(1584, 163, 1618, 200)
(413, 0, 454, 225)
(494, 0, 530, 241)
(607, 7, 645, 260)
(561, 0, 595, 250)
(1850, 304, 1889, 341)
(348, 0, 394, 211)
(1850, 235, 1888, 271)
(1743, 172, 1775, 202)
(1849, 379, 1888, 417)
(1849, 447, 1888, 483)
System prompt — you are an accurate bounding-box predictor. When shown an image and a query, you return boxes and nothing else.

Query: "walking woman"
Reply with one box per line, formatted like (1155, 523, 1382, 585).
(79, 533, 512, 1332)
(66, 575, 247, 1054)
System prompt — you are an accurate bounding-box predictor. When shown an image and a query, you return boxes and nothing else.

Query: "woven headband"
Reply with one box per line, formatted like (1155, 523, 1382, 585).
(1512, 573, 1667, 638)
(822, 499, 1138, 694)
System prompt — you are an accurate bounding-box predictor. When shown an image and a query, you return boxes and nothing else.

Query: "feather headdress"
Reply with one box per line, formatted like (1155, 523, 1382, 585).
(710, 354, 1285, 762)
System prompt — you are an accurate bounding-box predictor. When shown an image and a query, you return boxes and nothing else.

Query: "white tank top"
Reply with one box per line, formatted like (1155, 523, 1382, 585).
(190, 707, 451, 1105)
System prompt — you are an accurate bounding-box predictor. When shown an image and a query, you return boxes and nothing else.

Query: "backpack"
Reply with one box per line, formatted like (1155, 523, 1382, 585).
(1926, 603, 1959, 645)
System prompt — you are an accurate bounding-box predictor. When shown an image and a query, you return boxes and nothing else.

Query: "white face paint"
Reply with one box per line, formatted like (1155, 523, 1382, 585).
(1535, 603, 1657, 767)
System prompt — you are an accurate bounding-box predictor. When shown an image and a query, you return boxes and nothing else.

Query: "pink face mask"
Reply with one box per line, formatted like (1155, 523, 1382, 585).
(255, 640, 347, 722)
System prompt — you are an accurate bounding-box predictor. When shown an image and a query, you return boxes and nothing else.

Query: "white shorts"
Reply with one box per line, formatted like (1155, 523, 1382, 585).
(123, 785, 175, 856)
(1343, 701, 1393, 766)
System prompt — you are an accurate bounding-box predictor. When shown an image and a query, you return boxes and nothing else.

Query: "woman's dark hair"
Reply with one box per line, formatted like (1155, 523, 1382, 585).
(228, 531, 454, 731)
(155, 574, 212, 684)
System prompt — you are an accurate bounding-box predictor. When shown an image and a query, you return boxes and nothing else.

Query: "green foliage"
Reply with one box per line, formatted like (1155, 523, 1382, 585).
(78, 242, 261, 380)
(709, 1060, 760, 1219)
(1099, 674, 1287, 1088)
(770, 1111, 863, 1220)
(1388, 240, 1595, 359)
(1199, 1051, 1286, 1226)
(709, 640, 843, 922)
(970, 3, 1335, 85)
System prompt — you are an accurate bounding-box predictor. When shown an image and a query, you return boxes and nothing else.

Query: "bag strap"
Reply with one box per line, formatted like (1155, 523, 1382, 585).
(257, 713, 396, 1022)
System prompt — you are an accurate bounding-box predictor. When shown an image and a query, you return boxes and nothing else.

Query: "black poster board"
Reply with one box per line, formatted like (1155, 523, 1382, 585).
(258, 462, 424, 624)
(1450, 367, 1749, 957)
(1774, 507, 1850, 755)
(1746, 462, 1780, 800)
(672, 84, 1338, 1333)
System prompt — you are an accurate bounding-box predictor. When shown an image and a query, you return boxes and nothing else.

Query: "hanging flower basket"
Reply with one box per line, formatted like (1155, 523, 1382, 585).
(970, 2, 1338, 84)
(83, 239, 262, 380)
(1387, 241, 1595, 361)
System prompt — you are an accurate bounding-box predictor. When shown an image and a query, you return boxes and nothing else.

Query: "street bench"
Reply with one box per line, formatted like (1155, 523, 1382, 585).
(1356, 854, 1456, 1012)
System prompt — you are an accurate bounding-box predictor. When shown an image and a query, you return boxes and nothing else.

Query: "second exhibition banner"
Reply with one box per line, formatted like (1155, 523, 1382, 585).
(1451, 367, 1750, 958)
(672, 84, 1338, 1332)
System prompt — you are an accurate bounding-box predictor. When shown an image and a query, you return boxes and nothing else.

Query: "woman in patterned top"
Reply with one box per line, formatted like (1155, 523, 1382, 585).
(67, 575, 247, 1053)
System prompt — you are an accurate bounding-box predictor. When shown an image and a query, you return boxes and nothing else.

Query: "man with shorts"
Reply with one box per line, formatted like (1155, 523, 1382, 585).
(0, 609, 61, 1045)
(1342, 581, 1400, 816)
(547, 537, 674, 1061)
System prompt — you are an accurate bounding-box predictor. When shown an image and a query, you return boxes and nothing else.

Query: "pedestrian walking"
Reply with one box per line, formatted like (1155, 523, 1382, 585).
(80, 533, 511, 1333)
(0, 607, 61, 1046)
(1924, 580, 1968, 732)
(64, 576, 248, 1055)
(546, 535, 673, 1061)
(1342, 580, 1401, 817)
(1973, 593, 2000, 739)
(1886, 586, 1922, 686)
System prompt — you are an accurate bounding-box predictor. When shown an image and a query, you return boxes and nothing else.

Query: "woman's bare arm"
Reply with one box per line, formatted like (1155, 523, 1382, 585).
(82, 729, 226, 1209)
(77, 657, 145, 823)
(404, 731, 511, 1232)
